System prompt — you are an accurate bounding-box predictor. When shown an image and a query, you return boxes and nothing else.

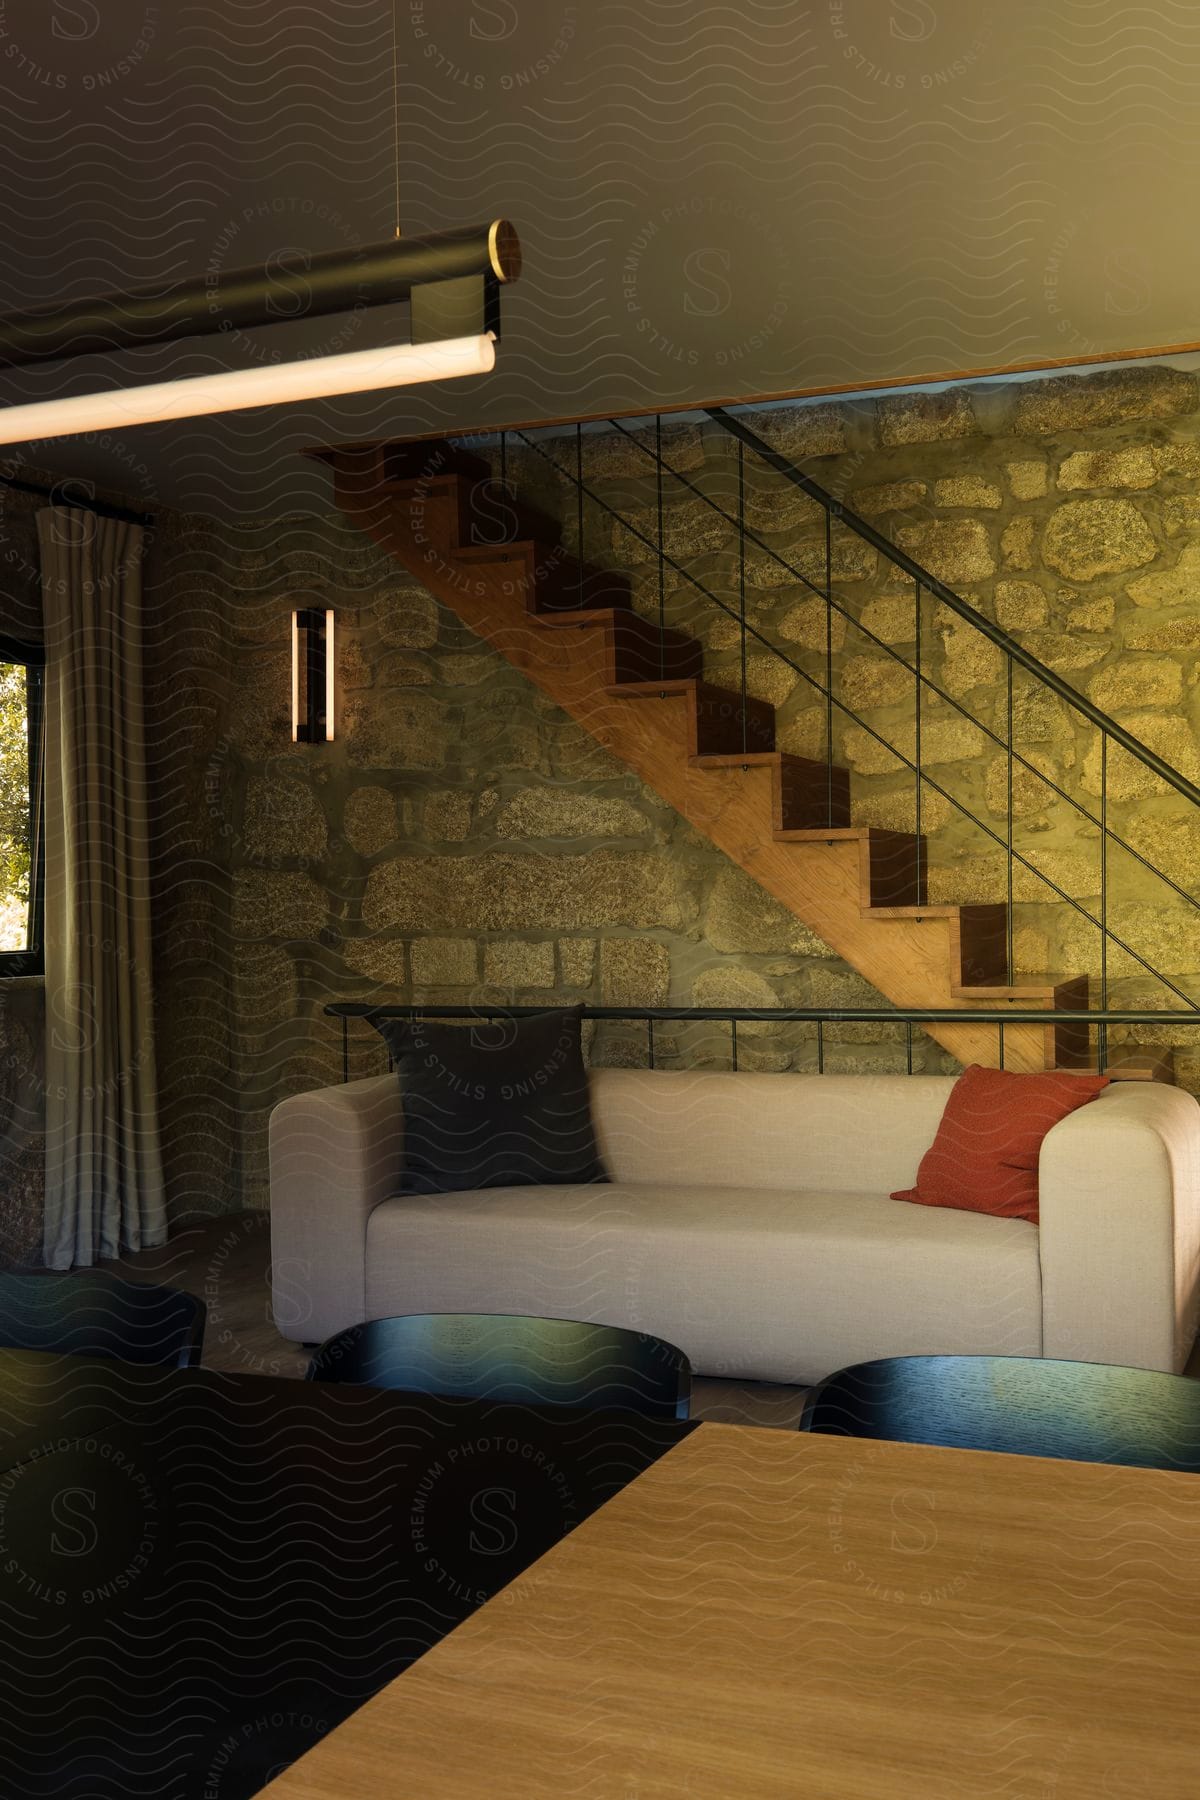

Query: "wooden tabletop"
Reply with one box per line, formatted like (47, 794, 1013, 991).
(264, 1420, 1200, 1799)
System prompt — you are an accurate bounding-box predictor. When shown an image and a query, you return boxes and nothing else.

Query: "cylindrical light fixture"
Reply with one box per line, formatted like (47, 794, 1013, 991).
(0, 219, 519, 443)
(0, 222, 521, 369)
(0, 334, 496, 447)
(293, 608, 335, 744)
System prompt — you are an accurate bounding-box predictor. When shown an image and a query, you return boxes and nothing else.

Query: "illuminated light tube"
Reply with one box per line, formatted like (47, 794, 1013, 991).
(292, 607, 335, 744)
(0, 333, 496, 446)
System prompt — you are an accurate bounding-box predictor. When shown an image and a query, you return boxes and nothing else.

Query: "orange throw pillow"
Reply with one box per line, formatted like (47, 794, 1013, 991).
(891, 1064, 1110, 1224)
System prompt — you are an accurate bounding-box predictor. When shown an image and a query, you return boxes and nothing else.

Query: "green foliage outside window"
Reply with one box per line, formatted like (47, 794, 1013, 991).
(0, 662, 31, 952)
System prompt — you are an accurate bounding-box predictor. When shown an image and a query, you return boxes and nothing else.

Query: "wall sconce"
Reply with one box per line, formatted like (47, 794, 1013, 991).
(291, 608, 335, 743)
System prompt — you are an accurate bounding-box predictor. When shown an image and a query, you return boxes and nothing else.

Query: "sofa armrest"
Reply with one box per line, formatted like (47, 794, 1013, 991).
(268, 1075, 404, 1345)
(1038, 1082, 1200, 1373)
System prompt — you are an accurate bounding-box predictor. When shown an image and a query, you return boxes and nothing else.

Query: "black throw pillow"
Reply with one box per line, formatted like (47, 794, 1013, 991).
(372, 1007, 609, 1195)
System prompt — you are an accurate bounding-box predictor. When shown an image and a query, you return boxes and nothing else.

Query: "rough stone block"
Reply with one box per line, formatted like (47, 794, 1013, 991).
(877, 390, 978, 446)
(704, 864, 824, 956)
(1019, 632, 1107, 674)
(779, 597, 848, 652)
(1056, 447, 1157, 492)
(995, 580, 1048, 629)
(1041, 499, 1156, 580)
(343, 692, 448, 770)
(423, 790, 473, 842)
(851, 480, 927, 516)
(584, 420, 705, 481)
(410, 937, 479, 987)
(1163, 496, 1200, 537)
(232, 871, 328, 943)
(895, 519, 995, 584)
(1005, 461, 1048, 500)
(1013, 367, 1198, 434)
(373, 587, 440, 650)
(691, 965, 781, 1015)
(1081, 714, 1200, 800)
(1000, 516, 1036, 570)
(241, 774, 326, 860)
(1087, 657, 1183, 711)
(343, 787, 398, 856)
(363, 852, 686, 933)
(860, 594, 917, 644)
(742, 403, 847, 459)
(483, 939, 556, 988)
(841, 654, 912, 710)
(601, 938, 670, 1008)
(495, 788, 652, 840)
(341, 937, 407, 986)
(1124, 614, 1200, 650)
(934, 475, 1002, 509)
(1125, 541, 1200, 607)
(558, 938, 596, 986)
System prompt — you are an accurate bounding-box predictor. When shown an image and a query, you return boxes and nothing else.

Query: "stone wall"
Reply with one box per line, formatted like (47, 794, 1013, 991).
(186, 359, 1200, 1215)
(483, 362, 1200, 1083)
(202, 507, 907, 1213)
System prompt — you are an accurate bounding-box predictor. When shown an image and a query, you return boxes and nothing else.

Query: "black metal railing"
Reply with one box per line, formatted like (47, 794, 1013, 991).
(392, 398, 1200, 1064)
(326, 1003, 1187, 1085)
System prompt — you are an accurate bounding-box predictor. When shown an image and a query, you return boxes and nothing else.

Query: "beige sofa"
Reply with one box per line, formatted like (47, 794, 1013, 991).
(268, 1069, 1200, 1381)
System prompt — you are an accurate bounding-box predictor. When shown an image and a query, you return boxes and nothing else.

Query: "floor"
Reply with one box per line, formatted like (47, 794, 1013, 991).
(103, 1213, 811, 1429)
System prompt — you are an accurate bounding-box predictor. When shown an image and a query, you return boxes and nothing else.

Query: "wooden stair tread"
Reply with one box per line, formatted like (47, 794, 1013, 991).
(949, 976, 1086, 1003)
(1105, 1047, 1176, 1084)
(775, 826, 916, 843)
(866, 903, 1006, 922)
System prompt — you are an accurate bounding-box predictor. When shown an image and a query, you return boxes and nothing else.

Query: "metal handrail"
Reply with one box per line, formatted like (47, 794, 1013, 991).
(710, 405, 1200, 809)
(511, 422, 1199, 1007)
(327, 1003, 1196, 1025)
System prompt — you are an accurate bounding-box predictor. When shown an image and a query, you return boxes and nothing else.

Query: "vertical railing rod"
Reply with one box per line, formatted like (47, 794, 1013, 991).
(1006, 655, 1014, 987)
(825, 506, 834, 825)
(1100, 731, 1109, 1016)
(738, 439, 748, 759)
(905, 1020, 913, 1075)
(647, 1016, 656, 1070)
(656, 413, 666, 686)
(576, 422, 584, 609)
(914, 578, 923, 901)
(998, 1019, 1005, 1071)
(342, 1017, 349, 1084)
(817, 1019, 825, 1073)
(730, 1018, 738, 1072)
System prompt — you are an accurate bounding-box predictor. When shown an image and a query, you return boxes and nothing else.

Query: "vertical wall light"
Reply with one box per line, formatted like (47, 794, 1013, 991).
(292, 608, 335, 743)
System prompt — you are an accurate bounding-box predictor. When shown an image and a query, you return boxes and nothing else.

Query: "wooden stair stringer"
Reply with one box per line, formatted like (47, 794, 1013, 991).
(340, 485, 1052, 1072)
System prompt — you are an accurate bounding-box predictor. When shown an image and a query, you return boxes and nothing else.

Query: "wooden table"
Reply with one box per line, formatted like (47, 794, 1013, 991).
(265, 1421, 1200, 1799)
(0, 1351, 690, 1799)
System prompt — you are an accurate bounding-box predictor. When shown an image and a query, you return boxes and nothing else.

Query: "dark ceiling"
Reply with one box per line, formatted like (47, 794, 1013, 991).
(0, 0, 1197, 517)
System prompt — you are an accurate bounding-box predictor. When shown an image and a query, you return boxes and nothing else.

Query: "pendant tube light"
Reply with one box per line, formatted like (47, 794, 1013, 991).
(0, 334, 496, 447)
(0, 221, 521, 370)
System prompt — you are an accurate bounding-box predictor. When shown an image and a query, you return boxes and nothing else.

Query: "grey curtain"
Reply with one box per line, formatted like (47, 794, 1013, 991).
(38, 505, 165, 1268)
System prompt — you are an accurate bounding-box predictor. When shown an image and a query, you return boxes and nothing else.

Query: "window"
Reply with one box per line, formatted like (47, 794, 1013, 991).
(0, 637, 45, 976)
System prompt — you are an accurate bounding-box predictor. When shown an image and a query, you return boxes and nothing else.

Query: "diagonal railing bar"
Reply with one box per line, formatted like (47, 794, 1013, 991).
(709, 405, 1200, 809)
(511, 425, 1200, 1005)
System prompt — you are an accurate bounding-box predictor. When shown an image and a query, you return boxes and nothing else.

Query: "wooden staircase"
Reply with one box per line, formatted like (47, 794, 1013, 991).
(312, 437, 1171, 1082)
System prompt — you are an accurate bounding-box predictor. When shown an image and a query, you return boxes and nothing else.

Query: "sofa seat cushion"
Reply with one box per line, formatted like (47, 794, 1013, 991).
(364, 1182, 1042, 1387)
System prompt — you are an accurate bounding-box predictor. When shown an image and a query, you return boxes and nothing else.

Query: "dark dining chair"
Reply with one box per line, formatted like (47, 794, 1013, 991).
(799, 1354, 1200, 1472)
(0, 1269, 206, 1370)
(307, 1312, 692, 1420)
